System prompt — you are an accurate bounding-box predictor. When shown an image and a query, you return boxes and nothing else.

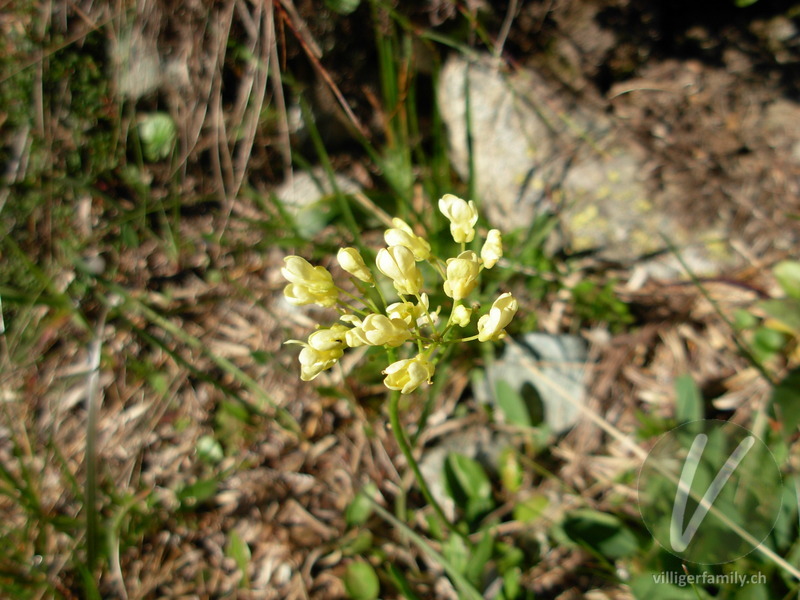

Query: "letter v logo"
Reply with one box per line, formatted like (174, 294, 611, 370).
(670, 433, 755, 552)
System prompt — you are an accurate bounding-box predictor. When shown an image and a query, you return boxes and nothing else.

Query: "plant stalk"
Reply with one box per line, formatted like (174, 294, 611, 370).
(387, 389, 464, 540)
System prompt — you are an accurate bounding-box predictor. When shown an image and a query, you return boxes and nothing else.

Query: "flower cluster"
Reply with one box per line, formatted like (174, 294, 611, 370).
(283, 194, 518, 393)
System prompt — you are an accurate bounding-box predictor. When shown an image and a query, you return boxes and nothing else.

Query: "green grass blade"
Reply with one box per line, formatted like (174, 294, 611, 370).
(369, 500, 484, 600)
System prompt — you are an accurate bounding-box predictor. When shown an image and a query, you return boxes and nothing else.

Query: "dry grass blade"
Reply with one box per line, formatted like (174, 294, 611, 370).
(276, 0, 370, 139)
(84, 308, 109, 575)
(268, 2, 293, 183)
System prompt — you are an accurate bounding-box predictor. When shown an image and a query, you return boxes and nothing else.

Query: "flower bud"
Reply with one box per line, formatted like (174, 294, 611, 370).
(288, 324, 348, 381)
(382, 354, 435, 394)
(477, 293, 518, 342)
(298, 345, 344, 381)
(345, 314, 411, 347)
(481, 229, 503, 269)
(384, 218, 431, 261)
(307, 324, 349, 351)
(281, 256, 338, 308)
(337, 247, 374, 283)
(443, 251, 480, 300)
(387, 293, 438, 328)
(376, 245, 424, 296)
(438, 194, 478, 243)
(452, 304, 473, 327)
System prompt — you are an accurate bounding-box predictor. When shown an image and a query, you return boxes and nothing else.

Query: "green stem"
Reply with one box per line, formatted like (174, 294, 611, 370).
(336, 299, 368, 316)
(447, 334, 480, 343)
(412, 292, 437, 331)
(352, 278, 382, 314)
(337, 286, 372, 313)
(387, 388, 465, 540)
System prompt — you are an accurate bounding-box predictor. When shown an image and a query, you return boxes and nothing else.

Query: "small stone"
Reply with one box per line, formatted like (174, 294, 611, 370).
(272, 169, 361, 238)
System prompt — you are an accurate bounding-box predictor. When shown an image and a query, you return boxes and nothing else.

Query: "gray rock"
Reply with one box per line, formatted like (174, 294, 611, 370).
(438, 54, 607, 232)
(479, 333, 588, 434)
(272, 169, 361, 238)
(437, 53, 736, 277)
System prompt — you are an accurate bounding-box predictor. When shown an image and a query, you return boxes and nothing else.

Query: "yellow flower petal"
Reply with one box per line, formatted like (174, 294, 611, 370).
(376, 245, 424, 296)
(477, 292, 518, 342)
(438, 194, 478, 243)
(337, 247, 374, 283)
(281, 256, 338, 307)
(443, 251, 480, 300)
(382, 354, 435, 394)
(384, 218, 431, 261)
(481, 229, 503, 269)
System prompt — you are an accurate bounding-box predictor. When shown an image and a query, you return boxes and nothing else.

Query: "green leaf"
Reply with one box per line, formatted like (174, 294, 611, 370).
(499, 448, 522, 494)
(346, 483, 377, 527)
(121, 222, 139, 249)
(196, 435, 224, 464)
(369, 501, 483, 600)
(495, 379, 544, 427)
(512, 494, 549, 523)
(629, 573, 706, 599)
(342, 530, 374, 556)
(495, 379, 532, 427)
(770, 475, 799, 551)
(753, 326, 786, 354)
(495, 542, 524, 573)
(733, 308, 758, 330)
(674, 374, 703, 424)
(225, 530, 251, 588)
(464, 531, 493, 586)
(250, 350, 270, 365)
(733, 582, 769, 600)
(443, 453, 494, 521)
(774, 260, 800, 299)
(758, 299, 800, 334)
(148, 372, 169, 396)
(442, 534, 469, 577)
(502, 567, 522, 600)
(325, 0, 360, 15)
(561, 509, 639, 560)
(218, 400, 251, 424)
(771, 367, 800, 439)
(178, 478, 218, 506)
(386, 564, 422, 600)
(138, 112, 176, 161)
(343, 561, 380, 600)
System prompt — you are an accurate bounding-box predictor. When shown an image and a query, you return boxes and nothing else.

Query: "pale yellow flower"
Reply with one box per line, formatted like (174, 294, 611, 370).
(451, 304, 472, 327)
(376, 245, 423, 296)
(282, 256, 338, 308)
(477, 293, 518, 342)
(345, 314, 411, 347)
(387, 293, 438, 328)
(383, 354, 435, 394)
(384, 218, 431, 261)
(443, 251, 480, 300)
(438, 194, 478, 243)
(287, 324, 348, 381)
(481, 229, 503, 269)
(307, 324, 349, 351)
(298, 345, 343, 381)
(337, 247, 373, 283)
